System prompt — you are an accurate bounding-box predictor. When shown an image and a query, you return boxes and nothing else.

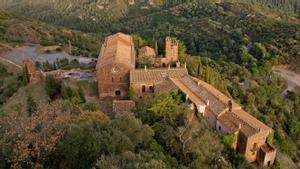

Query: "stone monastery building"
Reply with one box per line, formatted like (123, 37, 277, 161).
(96, 32, 276, 167)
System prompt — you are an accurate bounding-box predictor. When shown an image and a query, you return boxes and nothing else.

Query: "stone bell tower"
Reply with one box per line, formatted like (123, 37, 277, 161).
(165, 36, 178, 64)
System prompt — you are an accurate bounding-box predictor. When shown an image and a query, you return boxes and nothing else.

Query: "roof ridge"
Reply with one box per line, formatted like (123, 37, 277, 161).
(230, 112, 259, 132)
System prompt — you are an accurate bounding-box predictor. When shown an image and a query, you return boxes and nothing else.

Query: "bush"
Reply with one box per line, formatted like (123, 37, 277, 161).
(45, 75, 62, 101)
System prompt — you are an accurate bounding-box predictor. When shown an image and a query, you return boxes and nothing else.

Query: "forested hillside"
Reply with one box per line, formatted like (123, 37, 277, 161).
(112, 2, 300, 72)
(0, 0, 299, 33)
(1, 1, 299, 70)
(0, 12, 101, 57)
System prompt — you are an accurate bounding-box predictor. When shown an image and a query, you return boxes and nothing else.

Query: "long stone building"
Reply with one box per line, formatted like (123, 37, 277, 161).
(96, 32, 276, 166)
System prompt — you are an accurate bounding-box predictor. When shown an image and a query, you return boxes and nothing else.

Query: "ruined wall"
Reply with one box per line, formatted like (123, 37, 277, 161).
(113, 100, 135, 114)
(22, 59, 40, 82)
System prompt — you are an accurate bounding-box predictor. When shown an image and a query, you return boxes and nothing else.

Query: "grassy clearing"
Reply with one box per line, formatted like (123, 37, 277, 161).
(62, 79, 99, 102)
(0, 57, 21, 73)
(0, 81, 48, 115)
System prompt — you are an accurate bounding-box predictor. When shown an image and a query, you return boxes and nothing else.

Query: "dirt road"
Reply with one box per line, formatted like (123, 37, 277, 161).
(273, 67, 300, 97)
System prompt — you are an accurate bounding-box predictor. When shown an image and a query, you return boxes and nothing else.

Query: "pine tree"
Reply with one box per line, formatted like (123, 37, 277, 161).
(154, 40, 158, 55)
(27, 95, 37, 115)
(77, 87, 86, 103)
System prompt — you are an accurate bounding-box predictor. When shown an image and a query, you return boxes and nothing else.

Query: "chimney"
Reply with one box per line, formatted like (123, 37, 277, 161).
(238, 123, 242, 130)
(184, 62, 187, 69)
(206, 99, 210, 106)
(228, 100, 233, 112)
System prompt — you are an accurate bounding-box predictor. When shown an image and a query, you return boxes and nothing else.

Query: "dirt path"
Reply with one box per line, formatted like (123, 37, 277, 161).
(273, 67, 300, 97)
(0, 57, 22, 69)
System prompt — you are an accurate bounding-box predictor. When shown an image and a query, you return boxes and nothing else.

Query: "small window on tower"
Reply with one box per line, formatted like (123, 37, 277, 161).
(115, 90, 121, 96)
(149, 86, 154, 92)
(112, 78, 114, 82)
(142, 85, 146, 93)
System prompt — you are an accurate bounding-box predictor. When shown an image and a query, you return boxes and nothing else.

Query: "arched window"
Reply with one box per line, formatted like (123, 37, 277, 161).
(142, 85, 146, 93)
(112, 77, 114, 82)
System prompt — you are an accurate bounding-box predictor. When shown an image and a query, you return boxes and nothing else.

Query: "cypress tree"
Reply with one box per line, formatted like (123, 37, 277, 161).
(27, 95, 37, 116)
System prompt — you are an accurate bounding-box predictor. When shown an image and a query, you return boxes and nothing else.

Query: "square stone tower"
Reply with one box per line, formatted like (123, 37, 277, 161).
(165, 37, 178, 64)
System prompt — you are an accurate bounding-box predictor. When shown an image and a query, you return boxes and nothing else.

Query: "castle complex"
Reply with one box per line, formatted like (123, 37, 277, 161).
(96, 32, 276, 167)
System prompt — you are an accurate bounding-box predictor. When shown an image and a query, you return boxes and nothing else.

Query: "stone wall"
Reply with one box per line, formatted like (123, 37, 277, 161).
(113, 100, 135, 114)
(243, 130, 272, 163)
(204, 111, 217, 129)
(131, 82, 154, 97)
(97, 63, 130, 100)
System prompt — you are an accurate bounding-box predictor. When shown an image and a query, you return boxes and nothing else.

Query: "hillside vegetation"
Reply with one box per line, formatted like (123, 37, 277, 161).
(0, 0, 299, 32)
(0, 12, 101, 57)
(113, 2, 300, 72)
(1, 1, 299, 70)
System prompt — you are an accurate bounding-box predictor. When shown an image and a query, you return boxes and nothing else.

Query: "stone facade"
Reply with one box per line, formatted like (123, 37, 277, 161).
(165, 36, 178, 64)
(130, 68, 188, 97)
(96, 33, 135, 100)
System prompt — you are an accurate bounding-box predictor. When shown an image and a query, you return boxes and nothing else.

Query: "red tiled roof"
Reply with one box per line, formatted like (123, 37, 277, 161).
(171, 75, 272, 137)
(179, 76, 228, 116)
(130, 68, 188, 83)
(218, 111, 259, 136)
(97, 32, 135, 68)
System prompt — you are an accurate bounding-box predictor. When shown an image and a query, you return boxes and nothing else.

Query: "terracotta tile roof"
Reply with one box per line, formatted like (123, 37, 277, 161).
(97, 32, 135, 68)
(170, 78, 206, 106)
(218, 111, 259, 136)
(130, 68, 188, 83)
(154, 79, 179, 93)
(179, 76, 228, 115)
(191, 77, 241, 110)
(231, 109, 272, 133)
(171, 75, 272, 136)
(218, 109, 272, 137)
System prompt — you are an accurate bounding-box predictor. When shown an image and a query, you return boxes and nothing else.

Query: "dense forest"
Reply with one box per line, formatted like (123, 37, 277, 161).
(0, 0, 299, 33)
(1, 1, 299, 70)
